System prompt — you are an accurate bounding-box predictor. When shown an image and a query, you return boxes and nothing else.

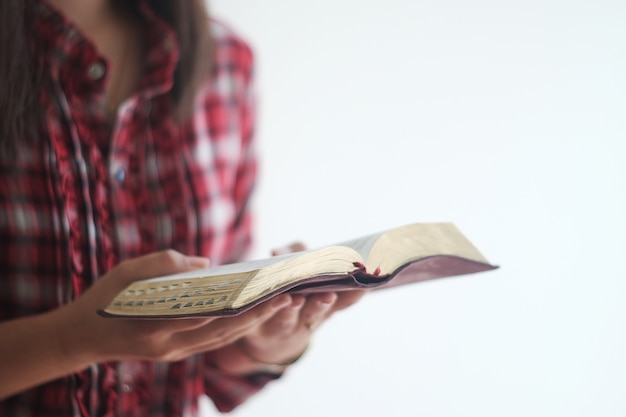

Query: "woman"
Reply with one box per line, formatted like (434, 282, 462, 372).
(0, 1, 363, 415)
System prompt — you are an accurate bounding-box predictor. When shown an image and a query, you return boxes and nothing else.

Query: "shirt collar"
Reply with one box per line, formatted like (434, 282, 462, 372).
(33, 0, 180, 100)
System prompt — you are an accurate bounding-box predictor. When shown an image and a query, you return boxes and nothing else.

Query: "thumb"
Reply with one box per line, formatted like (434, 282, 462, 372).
(93, 250, 211, 304)
(116, 250, 210, 283)
(271, 242, 306, 256)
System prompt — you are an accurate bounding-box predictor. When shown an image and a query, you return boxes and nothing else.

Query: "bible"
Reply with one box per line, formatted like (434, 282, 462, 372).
(100, 222, 498, 318)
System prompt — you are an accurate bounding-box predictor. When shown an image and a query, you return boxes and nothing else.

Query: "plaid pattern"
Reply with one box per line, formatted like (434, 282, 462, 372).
(0, 2, 278, 416)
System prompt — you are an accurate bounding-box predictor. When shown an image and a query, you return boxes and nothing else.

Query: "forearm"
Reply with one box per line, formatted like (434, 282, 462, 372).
(0, 310, 90, 400)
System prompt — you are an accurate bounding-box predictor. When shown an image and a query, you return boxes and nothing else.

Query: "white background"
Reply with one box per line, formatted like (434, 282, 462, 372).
(206, 1, 626, 416)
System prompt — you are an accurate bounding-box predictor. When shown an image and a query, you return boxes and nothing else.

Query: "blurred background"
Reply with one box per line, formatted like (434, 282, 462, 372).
(205, 0, 626, 416)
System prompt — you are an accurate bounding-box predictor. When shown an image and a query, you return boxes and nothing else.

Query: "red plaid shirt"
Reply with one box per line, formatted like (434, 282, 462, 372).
(0, 2, 278, 416)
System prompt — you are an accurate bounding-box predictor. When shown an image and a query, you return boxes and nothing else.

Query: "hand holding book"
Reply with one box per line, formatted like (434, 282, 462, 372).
(209, 242, 367, 374)
(101, 222, 498, 319)
(210, 289, 366, 374)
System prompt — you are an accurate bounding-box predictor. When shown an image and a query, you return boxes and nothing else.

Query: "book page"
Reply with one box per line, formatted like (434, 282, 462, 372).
(367, 223, 489, 275)
(103, 247, 361, 317)
(235, 246, 362, 306)
(140, 250, 305, 283)
(103, 222, 492, 317)
(335, 231, 386, 266)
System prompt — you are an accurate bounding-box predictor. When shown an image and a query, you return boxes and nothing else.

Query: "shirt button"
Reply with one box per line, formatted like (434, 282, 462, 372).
(163, 37, 175, 52)
(66, 28, 78, 40)
(121, 375, 134, 393)
(71, 252, 83, 273)
(87, 62, 106, 80)
(114, 169, 126, 183)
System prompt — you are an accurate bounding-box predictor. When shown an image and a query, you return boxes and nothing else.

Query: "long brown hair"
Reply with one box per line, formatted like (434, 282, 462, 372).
(0, 0, 212, 157)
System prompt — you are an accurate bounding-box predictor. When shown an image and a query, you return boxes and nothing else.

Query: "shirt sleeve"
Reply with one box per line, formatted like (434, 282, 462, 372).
(201, 23, 276, 412)
(203, 357, 283, 413)
(222, 38, 257, 265)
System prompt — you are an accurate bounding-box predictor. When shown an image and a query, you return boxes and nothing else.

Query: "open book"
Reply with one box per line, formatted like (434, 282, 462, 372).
(100, 222, 497, 318)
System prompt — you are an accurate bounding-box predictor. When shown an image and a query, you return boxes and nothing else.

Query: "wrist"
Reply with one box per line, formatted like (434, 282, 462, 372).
(209, 339, 310, 375)
(53, 305, 101, 369)
(235, 339, 309, 374)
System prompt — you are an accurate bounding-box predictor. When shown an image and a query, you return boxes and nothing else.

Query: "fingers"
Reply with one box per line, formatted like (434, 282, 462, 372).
(116, 250, 210, 285)
(256, 290, 363, 336)
(284, 291, 365, 332)
(82, 288, 365, 363)
(92, 250, 210, 303)
(163, 290, 365, 363)
(299, 292, 337, 331)
(271, 242, 306, 256)
(249, 292, 335, 338)
(169, 294, 293, 357)
(131, 317, 217, 335)
(331, 290, 367, 312)
(258, 295, 306, 334)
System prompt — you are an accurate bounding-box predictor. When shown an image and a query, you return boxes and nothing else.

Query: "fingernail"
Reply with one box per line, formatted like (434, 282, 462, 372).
(272, 242, 306, 256)
(271, 246, 292, 256)
(319, 292, 337, 305)
(271, 294, 291, 309)
(187, 256, 210, 268)
(291, 296, 306, 309)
